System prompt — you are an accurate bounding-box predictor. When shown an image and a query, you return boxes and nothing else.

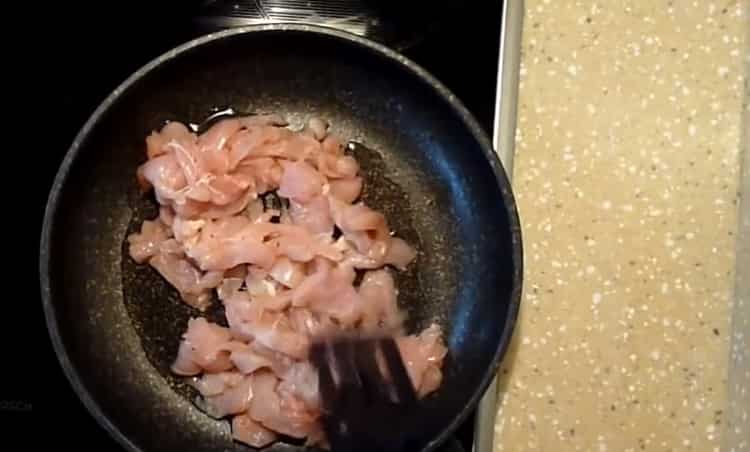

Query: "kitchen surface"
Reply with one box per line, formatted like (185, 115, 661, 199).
(494, 1, 749, 451)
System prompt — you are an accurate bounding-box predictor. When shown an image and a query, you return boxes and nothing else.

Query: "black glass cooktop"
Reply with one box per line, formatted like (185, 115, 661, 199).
(37, 3, 502, 450)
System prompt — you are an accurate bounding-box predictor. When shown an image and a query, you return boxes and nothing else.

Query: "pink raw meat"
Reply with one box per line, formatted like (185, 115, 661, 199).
(129, 116, 444, 447)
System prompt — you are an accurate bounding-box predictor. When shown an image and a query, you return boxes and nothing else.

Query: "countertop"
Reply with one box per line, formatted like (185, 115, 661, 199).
(494, 1, 749, 451)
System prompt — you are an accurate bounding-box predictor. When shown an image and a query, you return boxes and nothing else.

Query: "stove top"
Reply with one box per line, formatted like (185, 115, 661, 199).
(38, 4, 503, 450)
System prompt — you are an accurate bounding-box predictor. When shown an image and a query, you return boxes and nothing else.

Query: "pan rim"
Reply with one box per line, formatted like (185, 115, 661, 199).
(39, 23, 523, 452)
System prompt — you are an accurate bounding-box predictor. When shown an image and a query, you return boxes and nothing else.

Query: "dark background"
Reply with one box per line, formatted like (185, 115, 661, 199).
(30, 2, 503, 449)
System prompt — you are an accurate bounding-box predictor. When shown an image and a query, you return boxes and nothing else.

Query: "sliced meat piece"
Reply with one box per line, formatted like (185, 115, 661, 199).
(254, 132, 321, 161)
(224, 294, 309, 359)
(229, 342, 274, 375)
(289, 195, 334, 236)
(146, 121, 194, 159)
(199, 187, 257, 219)
(275, 392, 320, 439)
(199, 270, 224, 290)
(396, 323, 447, 397)
(233, 157, 282, 194)
(358, 269, 403, 332)
(189, 371, 243, 397)
(174, 318, 236, 373)
(278, 361, 320, 409)
(146, 132, 168, 160)
(268, 256, 306, 289)
(171, 216, 205, 245)
(383, 237, 417, 270)
(248, 342, 295, 376)
(288, 308, 340, 337)
(268, 223, 342, 263)
(292, 261, 362, 327)
(228, 126, 291, 170)
(137, 153, 187, 202)
(244, 198, 265, 223)
(314, 153, 358, 179)
(247, 311, 310, 359)
(253, 291, 294, 311)
(159, 206, 175, 227)
(167, 133, 204, 186)
(230, 341, 294, 377)
(304, 117, 329, 141)
(333, 237, 381, 269)
(185, 217, 276, 271)
(419, 365, 443, 396)
(232, 413, 278, 448)
(225, 265, 248, 280)
(128, 219, 171, 264)
(244, 268, 276, 297)
(208, 173, 253, 206)
(329, 200, 389, 242)
(328, 197, 390, 263)
(158, 238, 184, 256)
(171, 340, 202, 376)
(217, 277, 245, 301)
(305, 424, 328, 449)
(247, 371, 282, 428)
(197, 118, 241, 174)
(149, 252, 211, 310)
(321, 134, 344, 155)
(249, 371, 319, 439)
(328, 177, 362, 203)
(202, 374, 254, 418)
(277, 160, 324, 203)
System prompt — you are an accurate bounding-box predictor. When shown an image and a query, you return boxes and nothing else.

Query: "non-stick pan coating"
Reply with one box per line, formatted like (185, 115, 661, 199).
(41, 25, 522, 452)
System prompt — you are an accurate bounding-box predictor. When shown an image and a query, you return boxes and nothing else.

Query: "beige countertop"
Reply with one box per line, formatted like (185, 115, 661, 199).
(493, 1, 749, 451)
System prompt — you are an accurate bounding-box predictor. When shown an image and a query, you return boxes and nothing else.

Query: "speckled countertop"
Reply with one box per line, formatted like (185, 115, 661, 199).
(493, 1, 749, 451)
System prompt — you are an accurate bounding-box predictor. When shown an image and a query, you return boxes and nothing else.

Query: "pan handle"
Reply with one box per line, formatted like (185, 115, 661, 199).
(472, 1, 524, 452)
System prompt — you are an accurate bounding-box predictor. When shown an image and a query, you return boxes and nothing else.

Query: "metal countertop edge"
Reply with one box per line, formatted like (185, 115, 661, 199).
(473, 1, 525, 452)
(722, 53, 750, 452)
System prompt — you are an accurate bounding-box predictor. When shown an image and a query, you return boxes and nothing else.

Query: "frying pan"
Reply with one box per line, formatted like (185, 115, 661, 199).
(40, 25, 522, 452)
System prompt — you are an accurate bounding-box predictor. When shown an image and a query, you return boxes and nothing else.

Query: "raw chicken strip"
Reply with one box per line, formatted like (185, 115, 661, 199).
(303, 117, 328, 141)
(292, 260, 363, 327)
(328, 197, 390, 261)
(358, 269, 403, 332)
(137, 153, 187, 202)
(396, 324, 447, 397)
(288, 308, 339, 338)
(146, 121, 194, 159)
(383, 237, 417, 270)
(224, 292, 310, 359)
(277, 361, 320, 409)
(289, 195, 334, 236)
(202, 375, 254, 418)
(171, 318, 237, 374)
(277, 160, 324, 203)
(184, 216, 276, 270)
(189, 371, 244, 397)
(232, 413, 278, 448)
(268, 256, 306, 289)
(149, 252, 212, 310)
(127, 219, 171, 264)
(229, 342, 275, 375)
(328, 176, 362, 203)
(249, 370, 319, 439)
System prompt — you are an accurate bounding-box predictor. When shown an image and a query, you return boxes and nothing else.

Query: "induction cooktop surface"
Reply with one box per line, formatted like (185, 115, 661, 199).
(36, 3, 504, 450)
